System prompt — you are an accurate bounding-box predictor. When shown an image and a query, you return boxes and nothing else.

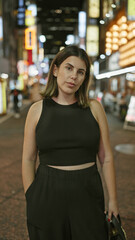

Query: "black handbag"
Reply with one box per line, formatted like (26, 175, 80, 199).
(106, 212, 127, 240)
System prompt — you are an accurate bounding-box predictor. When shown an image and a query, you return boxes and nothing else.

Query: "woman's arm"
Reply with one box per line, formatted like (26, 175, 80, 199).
(22, 100, 42, 193)
(90, 99, 119, 219)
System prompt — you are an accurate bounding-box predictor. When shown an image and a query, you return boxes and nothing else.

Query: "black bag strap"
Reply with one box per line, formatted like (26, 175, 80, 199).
(111, 214, 127, 240)
(106, 212, 127, 240)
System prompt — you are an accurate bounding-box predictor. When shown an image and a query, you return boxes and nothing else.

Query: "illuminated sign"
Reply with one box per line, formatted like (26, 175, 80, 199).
(0, 17, 3, 40)
(25, 10, 35, 26)
(127, 0, 135, 20)
(86, 25, 99, 56)
(88, 0, 100, 18)
(17, 0, 25, 26)
(78, 11, 86, 38)
(0, 81, 6, 114)
(27, 4, 37, 17)
(25, 28, 36, 50)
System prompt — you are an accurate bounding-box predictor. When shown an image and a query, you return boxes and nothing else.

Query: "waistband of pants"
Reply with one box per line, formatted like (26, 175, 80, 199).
(38, 162, 98, 178)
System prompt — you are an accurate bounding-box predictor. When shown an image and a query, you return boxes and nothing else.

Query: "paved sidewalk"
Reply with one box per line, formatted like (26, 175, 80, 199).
(0, 105, 134, 239)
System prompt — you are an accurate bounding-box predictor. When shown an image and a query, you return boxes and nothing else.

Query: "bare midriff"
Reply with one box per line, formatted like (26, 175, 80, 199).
(47, 162, 95, 170)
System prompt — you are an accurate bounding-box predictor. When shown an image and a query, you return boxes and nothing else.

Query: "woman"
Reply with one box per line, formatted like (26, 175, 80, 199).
(22, 45, 119, 240)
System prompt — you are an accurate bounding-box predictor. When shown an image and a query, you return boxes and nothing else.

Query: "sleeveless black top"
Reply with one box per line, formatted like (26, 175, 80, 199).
(36, 98, 100, 166)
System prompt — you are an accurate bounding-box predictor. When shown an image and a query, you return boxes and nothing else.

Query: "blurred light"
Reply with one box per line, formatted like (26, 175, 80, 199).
(65, 35, 75, 45)
(112, 44, 118, 50)
(96, 66, 135, 79)
(39, 35, 46, 43)
(112, 37, 118, 43)
(106, 43, 111, 48)
(106, 31, 112, 37)
(106, 50, 111, 56)
(78, 11, 86, 38)
(111, 3, 116, 8)
(100, 20, 105, 24)
(100, 54, 106, 59)
(55, 9, 62, 14)
(40, 62, 46, 68)
(60, 46, 65, 51)
(112, 31, 119, 37)
(25, 1, 30, 6)
(106, 37, 112, 43)
(120, 38, 128, 45)
(1, 73, 8, 79)
(28, 65, 38, 77)
(106, 13, 110, 18)
(112, 24, 119, 31)
(0, 17, 3, 40)
(27, 4, 37, 17)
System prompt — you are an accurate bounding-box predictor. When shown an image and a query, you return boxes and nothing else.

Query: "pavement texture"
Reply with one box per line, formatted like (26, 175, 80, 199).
(0, 104, 135, 240)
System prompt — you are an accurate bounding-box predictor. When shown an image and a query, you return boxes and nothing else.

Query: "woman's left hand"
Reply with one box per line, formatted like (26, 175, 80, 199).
(107, 199, 119, 221)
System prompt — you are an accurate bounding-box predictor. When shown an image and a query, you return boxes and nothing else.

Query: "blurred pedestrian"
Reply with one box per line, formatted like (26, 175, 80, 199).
(22, 45, 119, 240)
(119, 93, 127, 121)
(11, 83, 21, 118)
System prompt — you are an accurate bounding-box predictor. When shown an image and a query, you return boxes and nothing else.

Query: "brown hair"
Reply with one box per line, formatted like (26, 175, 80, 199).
(41, 45, 91, 108)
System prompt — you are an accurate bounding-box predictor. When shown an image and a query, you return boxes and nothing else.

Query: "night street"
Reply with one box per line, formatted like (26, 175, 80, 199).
(0, 105, 135, 240)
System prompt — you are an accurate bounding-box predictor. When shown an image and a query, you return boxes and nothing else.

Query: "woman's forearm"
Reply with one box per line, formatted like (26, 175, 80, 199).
(102, 158, 117, 202)
(22, 159, 36, 193)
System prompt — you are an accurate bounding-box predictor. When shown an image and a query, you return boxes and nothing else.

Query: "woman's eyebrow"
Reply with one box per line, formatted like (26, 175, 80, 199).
(65, 63, 86, 72)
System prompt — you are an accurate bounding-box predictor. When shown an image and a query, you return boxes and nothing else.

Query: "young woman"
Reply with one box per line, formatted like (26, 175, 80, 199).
(22, 45, 119, 240)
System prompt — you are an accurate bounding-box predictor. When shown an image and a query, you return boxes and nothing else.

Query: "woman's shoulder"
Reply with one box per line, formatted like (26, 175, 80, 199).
(29, 99, 43, 114)
(89, 98, 103, 110)
(89, 98, 105, 121)
(26, 100, 43, 125)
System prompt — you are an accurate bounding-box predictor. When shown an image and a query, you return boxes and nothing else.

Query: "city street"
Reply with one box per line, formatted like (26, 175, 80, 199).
(0, 104, 135, 240)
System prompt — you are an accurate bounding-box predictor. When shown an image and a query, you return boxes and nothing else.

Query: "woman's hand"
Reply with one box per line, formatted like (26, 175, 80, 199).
(107, 199, 119, 220)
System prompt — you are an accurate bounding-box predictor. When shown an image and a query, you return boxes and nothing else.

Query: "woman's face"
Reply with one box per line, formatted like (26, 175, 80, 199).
(53, 56, 86, 97)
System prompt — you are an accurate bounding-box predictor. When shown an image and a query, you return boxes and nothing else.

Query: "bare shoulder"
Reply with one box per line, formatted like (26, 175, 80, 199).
(89, 98, 105, 122)
(26, 100, 43, 127)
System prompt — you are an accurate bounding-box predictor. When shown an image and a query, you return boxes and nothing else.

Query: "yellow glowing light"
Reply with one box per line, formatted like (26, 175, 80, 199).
(120, 31, 127, 37)
(106, 43, 112, 48)
(112, 24, 119, 31)
(112, 31, 119, 37)
(106, 31, 112, 37)
(112, 38, 118, 43)
(112, 44, 118, 50)
(106, 37, 112, 43)
(25, 28, 36, 50)
(120, 23, 127, 30)
(120, 38, 128, 45)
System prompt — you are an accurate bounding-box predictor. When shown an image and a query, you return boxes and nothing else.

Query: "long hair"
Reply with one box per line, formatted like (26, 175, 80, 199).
(41, 45, 91, 108)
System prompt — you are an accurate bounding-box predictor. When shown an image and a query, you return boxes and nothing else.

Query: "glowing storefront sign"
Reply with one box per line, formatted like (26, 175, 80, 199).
(88, 0, 100, 18)
(86, 25, 99, 56)
(78, 11, 86, 38)
(25, 10, 35, 26)
(17, 0, 25, 26)
(0, 81, 6, 114)
(25, 27, 36, 50)
(0, 17, 3, 40)
(27, 4, 37, 17)
(127, 0, 135, 21)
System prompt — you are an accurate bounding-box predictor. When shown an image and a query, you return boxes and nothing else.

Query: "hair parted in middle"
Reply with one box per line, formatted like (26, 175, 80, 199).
(41, 45, 92, 108)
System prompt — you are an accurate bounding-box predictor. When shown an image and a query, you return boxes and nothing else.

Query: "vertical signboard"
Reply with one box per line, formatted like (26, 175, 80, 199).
(86, 25, 99, 56)
(127, 0, 135, 20)
(124, 96, 135, 130)
(88, 0, 100, 18)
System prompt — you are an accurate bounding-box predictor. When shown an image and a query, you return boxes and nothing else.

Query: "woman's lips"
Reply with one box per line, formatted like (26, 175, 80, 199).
(66, 82, 76, 87)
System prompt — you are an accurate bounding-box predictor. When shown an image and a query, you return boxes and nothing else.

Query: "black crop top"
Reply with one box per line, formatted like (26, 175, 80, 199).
(36, 98, 100, 166)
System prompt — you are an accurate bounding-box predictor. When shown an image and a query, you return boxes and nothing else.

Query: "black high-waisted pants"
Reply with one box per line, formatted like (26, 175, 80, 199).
(25, 163, 108, 240)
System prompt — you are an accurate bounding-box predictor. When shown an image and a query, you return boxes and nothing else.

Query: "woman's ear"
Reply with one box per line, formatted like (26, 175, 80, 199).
(53, 64, 58, 77)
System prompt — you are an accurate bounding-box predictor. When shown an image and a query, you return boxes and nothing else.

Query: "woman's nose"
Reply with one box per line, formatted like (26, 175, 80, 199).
(71, 70, 77, 79)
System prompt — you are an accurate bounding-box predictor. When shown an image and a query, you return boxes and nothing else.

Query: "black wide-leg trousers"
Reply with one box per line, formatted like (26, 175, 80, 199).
(25, 163, 108, 240)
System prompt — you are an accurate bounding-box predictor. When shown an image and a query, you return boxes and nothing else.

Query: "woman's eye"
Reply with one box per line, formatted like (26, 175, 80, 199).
(67, 66, 71, 70)
(78, 71, 84, 75)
